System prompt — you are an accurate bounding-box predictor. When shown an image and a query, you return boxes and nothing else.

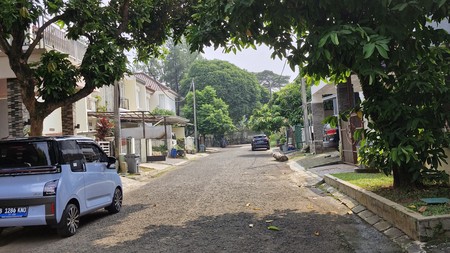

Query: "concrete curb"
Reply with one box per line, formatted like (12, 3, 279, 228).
(320, 174, 450, 253)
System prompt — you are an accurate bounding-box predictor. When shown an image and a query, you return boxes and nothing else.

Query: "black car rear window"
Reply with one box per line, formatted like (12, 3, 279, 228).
(253, 135, 267, 139)
(0, 141, 53, 169)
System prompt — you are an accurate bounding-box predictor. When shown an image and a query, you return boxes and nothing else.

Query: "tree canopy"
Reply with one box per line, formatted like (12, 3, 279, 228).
(180, 59, 268, 123)
(186, 0, 450, 188)
(254, 70, 290, 97)
(248, 80, 309, 134)
(182, 86, 235, 137)
(0, 0, 195, 136)
(271, 81, 310, 127)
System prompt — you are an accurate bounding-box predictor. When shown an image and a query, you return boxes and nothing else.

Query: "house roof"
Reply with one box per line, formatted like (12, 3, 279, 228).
(134, 72, 179, 97)
(87, 111, 189, 125)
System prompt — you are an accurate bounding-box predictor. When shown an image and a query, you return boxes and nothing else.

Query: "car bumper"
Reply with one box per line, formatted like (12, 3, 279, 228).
(0, 197, 57, 227)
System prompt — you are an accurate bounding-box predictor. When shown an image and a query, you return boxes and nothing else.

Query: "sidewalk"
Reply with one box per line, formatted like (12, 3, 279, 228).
(120, 149, 218, 193)
(285, 149, 357, 186)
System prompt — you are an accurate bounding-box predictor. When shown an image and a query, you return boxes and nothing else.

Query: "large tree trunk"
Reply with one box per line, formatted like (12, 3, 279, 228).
(29, 116, 45, 137)
(392, 167, 415, 189)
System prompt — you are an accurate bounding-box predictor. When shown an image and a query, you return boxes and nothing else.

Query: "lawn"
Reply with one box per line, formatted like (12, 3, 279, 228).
(332, 172, 450, 216)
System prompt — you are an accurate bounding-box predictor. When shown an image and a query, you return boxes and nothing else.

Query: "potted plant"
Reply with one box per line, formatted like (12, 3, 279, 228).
(148, 144, 168, 161)
(95, 117, 114, 141)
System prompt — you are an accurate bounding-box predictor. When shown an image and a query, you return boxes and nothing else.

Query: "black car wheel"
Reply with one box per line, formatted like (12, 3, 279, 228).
(57, 203, 80, 237)
(106, 187, 122, 214)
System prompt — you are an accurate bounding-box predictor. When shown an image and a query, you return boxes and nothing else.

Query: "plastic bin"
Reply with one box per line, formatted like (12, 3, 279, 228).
(170, 148, 177, 158)
(125, 154, 140, 174)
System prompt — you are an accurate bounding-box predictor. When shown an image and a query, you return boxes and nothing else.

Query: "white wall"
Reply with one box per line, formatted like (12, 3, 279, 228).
(43, 108, 62, 135)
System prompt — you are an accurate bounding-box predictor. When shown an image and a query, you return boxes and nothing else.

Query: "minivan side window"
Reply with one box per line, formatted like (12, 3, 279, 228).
(58, 140, 85, 172)
(79, 143, 108, 163)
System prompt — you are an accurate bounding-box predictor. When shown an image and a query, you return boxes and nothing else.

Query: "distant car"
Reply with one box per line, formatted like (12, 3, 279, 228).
(251, 134, 270, 151)
(0, 136, 122, 237)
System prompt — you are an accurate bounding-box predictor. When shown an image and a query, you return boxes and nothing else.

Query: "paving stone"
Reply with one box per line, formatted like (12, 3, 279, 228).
(364, 214, 381, 225)
(384, 227, 405, 239)
(358, 210, 375, 219)
(340, 197, 357, 209)
(352, 205, 366, 214)
(373, 220, 392, 232)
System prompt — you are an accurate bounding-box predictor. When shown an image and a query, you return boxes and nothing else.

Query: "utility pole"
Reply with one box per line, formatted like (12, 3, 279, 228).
(301, 77, 310, 145)
(192, 79, 199, 152)
(113, 80, 122, 171)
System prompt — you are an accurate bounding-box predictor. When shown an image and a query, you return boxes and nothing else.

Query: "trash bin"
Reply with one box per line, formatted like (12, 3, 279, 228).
(125, 154, 140, 174)
(170, 148, 177, 158)
(199, 144, 205, 152)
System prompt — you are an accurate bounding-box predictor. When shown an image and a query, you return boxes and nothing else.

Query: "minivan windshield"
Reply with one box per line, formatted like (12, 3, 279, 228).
(0, 141, 53, 169)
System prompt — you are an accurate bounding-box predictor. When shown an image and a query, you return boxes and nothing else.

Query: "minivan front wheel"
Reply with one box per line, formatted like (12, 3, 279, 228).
(57, 203, 80, 237)
(106, 187, 122, 214)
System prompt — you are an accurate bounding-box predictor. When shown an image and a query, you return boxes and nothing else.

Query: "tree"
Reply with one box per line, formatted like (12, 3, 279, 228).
(180, 59, 267, 123)
(254, 70, 290, 98)
(186, 1, 450, 188)
(0, 0, 194, 136)
(248, 104, 284, 135)
(161, 38, 201, 115)
(182, 86, 235, 137)
(271, 81, 310, 126)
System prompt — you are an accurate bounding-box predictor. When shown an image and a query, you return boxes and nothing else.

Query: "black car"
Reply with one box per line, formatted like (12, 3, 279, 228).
(251, 135, 270, 151)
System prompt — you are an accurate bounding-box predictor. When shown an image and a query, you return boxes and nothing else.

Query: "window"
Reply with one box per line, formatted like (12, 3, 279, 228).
(79, 143, 107, 163)
(159, 94, 165, 109)
(58, 140, 85, 172)
(0, 141, 53, 169)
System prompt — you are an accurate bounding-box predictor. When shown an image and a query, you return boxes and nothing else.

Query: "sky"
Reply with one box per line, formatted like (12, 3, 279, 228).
(202, 45, 299, 82)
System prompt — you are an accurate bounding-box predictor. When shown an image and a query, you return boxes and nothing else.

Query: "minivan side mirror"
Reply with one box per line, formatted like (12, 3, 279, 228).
(107, 156, 116, 169)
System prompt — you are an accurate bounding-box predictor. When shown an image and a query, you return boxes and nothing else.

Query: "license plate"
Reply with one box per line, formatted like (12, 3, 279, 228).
(0, 207, 28, 218)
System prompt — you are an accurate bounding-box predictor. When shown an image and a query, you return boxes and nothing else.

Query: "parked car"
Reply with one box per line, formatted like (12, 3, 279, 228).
(323, 124, 339, 149)
(0, 136, 122, 237)
(251, 134, 270, 151)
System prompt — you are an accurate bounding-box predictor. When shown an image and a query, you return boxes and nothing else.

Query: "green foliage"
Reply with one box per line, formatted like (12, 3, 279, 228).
(162, 38, 201, 92)
(271, 81, 309, 126)
(248, 104, 284, 135)
(180, 60, 264, 123)
(33, 50, 79, 102)
(182, 86, 235, 137)
(151, 108, 175, 116)
(185, 0, 450, 188)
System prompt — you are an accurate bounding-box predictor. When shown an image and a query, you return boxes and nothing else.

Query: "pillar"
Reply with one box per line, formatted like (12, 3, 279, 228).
(310, 93, 324, 154)
(62, 103, 76, 135)
(7, 79, 27, 137)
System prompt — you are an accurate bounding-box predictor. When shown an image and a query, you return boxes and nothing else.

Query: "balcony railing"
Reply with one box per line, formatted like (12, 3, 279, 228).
(42, 23, 87, 63)
(20, 16, 88, 64)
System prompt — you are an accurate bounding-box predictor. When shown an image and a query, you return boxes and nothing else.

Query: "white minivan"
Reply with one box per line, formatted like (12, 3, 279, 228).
(0, 136, 122, 237)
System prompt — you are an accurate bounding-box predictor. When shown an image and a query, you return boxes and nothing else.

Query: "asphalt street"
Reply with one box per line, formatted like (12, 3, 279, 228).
(0, 145, 403, 253)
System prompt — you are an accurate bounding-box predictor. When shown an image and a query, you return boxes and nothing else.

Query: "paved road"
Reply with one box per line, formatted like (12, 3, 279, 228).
(0, 145, 403, 253)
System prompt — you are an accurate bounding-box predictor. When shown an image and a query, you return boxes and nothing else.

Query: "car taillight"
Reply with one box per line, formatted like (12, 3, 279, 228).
(43, 179, 59, 196)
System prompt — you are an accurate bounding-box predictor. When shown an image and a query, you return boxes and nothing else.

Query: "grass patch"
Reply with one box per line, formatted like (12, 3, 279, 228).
(332, 172, 450, 216)
(332, 172, 393, 191)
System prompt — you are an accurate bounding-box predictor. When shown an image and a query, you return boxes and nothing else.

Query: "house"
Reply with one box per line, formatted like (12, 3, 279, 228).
(310, 76, 365, 164)
(86, 73, 189, 161)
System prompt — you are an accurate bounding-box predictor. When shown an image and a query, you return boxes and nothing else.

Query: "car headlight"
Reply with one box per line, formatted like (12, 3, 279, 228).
(43, 179, 59, 196)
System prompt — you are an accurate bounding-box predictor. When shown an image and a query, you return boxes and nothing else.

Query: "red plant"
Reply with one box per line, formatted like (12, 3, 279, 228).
(95, 117, 114, 141)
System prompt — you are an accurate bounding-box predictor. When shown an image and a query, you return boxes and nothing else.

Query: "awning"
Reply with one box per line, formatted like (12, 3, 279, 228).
(87, 111, 190, 125)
